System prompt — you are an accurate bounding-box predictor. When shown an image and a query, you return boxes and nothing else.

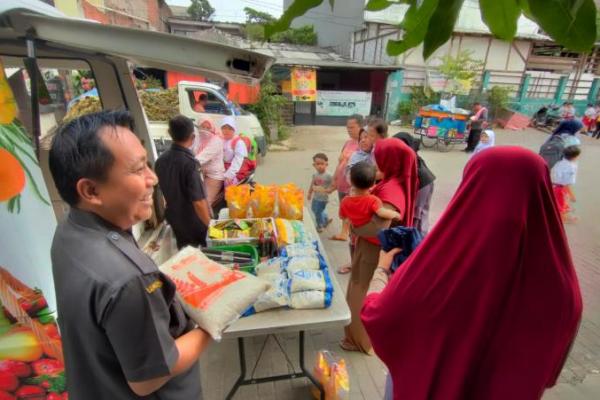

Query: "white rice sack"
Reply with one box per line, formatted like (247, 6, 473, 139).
(283, 242, 319, 258)
(160, 246, 270, 341)
(255, 257, 285, 277)
(253, 274, 290, 313)
(286, 255, 321, 274)
(289, 269, 332, 293)
(289, 290, 332, 309)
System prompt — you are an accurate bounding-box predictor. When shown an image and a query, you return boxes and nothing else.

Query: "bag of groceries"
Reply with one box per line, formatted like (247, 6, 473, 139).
(249, 184, 278, 218)
(312, 350, 350, 400)
(278, 183, 304, 220)
(225, 184, 252, 218)
(159, 247, 269, 340)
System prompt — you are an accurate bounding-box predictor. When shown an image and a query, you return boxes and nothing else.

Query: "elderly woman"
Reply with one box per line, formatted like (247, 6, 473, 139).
(362, 147, 582, 399)
(192, 119, 224, 209)
(340, 138, 418, 354)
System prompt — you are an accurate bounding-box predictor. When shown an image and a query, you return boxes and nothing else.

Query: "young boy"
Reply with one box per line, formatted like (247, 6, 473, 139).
(340, 161, 400, 244)
(308, 153, 334, 232)
(551, 146, 581, 223)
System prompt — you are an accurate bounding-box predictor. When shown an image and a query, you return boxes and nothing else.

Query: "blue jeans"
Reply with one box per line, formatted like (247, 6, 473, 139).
(311, 199, 328, 228)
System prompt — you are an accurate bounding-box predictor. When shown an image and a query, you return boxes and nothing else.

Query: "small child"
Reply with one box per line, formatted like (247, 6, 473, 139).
(583, 103, 597, 134)
(472, 129, 495, 156)
(340, 161, 401, 245)
(308, 153, 334, 232)
(551, 146, 581, 223)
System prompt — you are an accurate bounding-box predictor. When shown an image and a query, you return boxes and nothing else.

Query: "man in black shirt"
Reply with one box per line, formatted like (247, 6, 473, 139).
(49, 110, 210, 399)
(155, 115, 211, 248)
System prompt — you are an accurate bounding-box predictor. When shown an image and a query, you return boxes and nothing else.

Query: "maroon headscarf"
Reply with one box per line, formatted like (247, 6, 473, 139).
(371, 138, 418, 227)
(362, 147, 582, 399)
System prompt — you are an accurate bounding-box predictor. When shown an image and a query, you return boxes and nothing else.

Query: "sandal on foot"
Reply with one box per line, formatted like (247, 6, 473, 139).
(337, 265, 352, 274)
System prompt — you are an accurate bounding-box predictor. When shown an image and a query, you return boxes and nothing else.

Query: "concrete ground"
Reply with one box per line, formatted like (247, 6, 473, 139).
(200, 125, 600, 399)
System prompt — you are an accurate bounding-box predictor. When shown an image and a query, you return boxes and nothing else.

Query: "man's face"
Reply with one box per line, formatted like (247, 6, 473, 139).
(346, 119, 361, 140)
(365, 127, 381, 149)
(93, 126, 157, 230)
(81, 78, 93, 91)
(473, 104, 481, 112)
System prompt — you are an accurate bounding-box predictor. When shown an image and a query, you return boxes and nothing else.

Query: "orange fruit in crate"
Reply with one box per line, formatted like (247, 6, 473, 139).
(0, 148, 25, 201)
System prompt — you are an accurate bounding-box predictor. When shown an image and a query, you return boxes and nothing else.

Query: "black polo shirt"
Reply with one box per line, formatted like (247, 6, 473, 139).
(51, 208, 202, 400)
(155, 144, 207, 248)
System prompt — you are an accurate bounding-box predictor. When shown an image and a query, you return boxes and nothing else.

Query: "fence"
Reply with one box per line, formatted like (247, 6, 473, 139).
(388, 67, 600, 120)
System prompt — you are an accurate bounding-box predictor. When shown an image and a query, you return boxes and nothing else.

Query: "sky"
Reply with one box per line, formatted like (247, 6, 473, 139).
(166, 0, 283, 23)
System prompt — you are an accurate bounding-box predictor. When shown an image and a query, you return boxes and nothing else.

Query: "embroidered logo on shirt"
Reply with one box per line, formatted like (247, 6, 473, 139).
(146, 279, 163, 293)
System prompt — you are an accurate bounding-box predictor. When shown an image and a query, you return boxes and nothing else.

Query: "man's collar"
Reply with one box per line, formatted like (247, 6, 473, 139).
(68, 207, 129, 235)
(171, 143, 193, 155)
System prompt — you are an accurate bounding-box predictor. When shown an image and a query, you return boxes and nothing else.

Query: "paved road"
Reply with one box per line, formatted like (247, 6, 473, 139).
(200, 126, 600, 399)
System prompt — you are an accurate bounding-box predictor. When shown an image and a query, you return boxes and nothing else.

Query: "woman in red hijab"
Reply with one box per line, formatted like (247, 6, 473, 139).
(361, 147, 582, 399)
(340, 138, 418, 354)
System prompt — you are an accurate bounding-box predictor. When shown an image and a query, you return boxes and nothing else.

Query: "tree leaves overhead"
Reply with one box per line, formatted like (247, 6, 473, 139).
(480, 0, 521, 41)
(423, 0, 464, 59)
(528, 0, 596, 53)
(264, 0, 325, 38)
(365, 0, 396, 11)
(387, 0, 439, 56)
(266, 0, 597, 59)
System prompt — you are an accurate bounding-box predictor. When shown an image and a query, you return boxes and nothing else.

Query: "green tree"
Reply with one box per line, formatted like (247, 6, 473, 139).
(437, 50, 484, 96)
(244, 7, 276, 24)
(266, 0, 597, 59)
(247, 72, 289, 141)
(272, 25, 318, 45)
(187, 0, 215, 21)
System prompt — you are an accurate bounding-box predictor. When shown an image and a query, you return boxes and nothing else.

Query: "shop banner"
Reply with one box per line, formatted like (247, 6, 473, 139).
(291, 68, 317, 101)
(316, 91, 372, 117)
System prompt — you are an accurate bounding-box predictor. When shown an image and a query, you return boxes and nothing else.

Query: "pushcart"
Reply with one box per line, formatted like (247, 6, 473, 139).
(414, 105, 470, 152)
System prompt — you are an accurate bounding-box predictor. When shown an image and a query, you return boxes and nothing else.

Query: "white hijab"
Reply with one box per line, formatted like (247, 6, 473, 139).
(473, 129, 495, 155)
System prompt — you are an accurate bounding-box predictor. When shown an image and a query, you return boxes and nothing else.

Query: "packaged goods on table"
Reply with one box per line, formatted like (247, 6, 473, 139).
(159, 247, 270, 340)
(277, 183, 304, 220)
(275, 219, 310, 247)
(290, 290, 332, 309)
(255, 257, 285, 277)
(225, 185, 251, 218)
(247, 273, 290, 314)
(288, 270, 333, 293)
(312, 350, 350, 400)
(207, 218, 277, 257)
(248, 184, 278, 218)
(286, 256, 322, 274)
(281, 242, 319, 258)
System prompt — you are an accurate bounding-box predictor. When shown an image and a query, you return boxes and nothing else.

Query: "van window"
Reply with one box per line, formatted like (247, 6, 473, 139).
(186, 88, 231, 115)
(1, 56, 101, 222)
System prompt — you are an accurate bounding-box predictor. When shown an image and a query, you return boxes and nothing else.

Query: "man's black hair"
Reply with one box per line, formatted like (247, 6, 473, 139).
(49, 110, 134, 207)
(368, 118, 388, 138)
(168, 115, 195, 142)
(199, 93, 208, 101)
(563, 146, 581, 160)
(313, 152, 328, 162)
(350, 161, 377, 190)
(347, 114, 364, 126)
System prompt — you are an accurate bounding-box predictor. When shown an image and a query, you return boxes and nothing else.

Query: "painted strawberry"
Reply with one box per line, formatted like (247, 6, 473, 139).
(61, 393, 67, 400)
(32, 360, 63, 377)
(0, 390, 16, 400)
(0, 361, 31, 378)
(45, 393, 61, 400)
(15, 385, 45, 400)
(0, 372, 18, 392)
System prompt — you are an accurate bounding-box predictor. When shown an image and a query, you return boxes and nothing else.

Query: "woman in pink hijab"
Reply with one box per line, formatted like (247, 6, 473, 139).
(362, 147, 582, 399)
(192, 119, 224, 209)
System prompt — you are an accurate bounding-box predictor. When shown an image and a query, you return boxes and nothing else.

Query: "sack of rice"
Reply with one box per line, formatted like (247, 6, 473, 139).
(160, 247, 270, 340)
(289, 269, 333, 293)
(251, 273, 290, 313)
(290, 290, 332, 309)
(286, 255, 321, 274)
(282, 242, 319, 258)
(255, 257, 285, 277)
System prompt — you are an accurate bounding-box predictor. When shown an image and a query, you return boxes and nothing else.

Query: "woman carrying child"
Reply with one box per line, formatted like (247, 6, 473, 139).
(192, 119, 225, 210)
(340, 138, 418, 354)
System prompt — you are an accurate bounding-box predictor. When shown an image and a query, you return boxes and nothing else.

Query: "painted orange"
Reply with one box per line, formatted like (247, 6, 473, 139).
(0, 148, 26, 201)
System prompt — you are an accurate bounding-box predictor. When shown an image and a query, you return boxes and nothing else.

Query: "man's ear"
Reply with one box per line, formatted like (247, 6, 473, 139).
(76, 178, 103, 206)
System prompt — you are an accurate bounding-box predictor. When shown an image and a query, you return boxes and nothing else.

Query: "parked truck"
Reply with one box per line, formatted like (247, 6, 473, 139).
(145, 81, 268, 157)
